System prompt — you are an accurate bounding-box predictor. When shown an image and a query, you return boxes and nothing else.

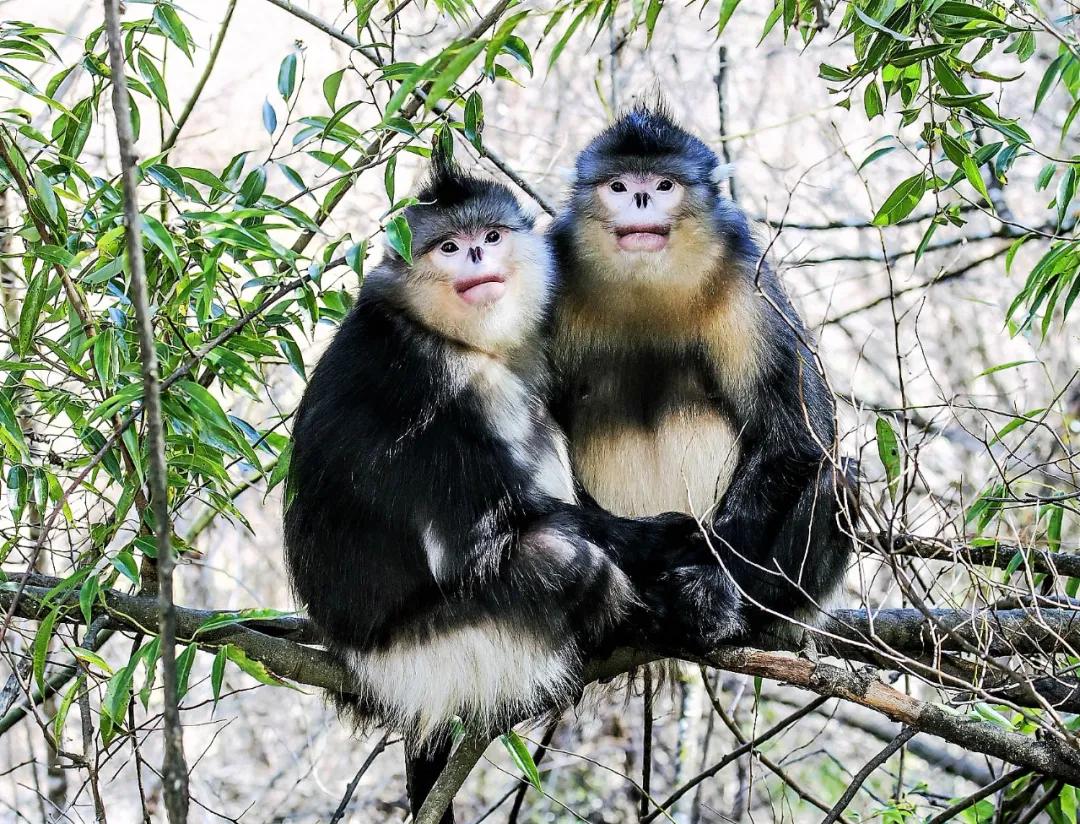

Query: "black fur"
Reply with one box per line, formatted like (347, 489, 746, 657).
(284, 157, 740, 823)
(550, 107, 856, 633)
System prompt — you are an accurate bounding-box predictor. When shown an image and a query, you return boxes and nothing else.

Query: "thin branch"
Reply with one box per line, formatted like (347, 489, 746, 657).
(260, 0, 556, 215)
(328, 733, 392, 824)
(926, 767, 1029, 824)
(820, 727, 916, 824)
(161, 0, 238, 153)
(103, 1, 188, 819)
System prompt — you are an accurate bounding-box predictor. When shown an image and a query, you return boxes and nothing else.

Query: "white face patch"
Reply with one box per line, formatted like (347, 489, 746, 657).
(345, 622, 576, 743)
(574, 406, 740, 519)
(402, 230, 553, 356)
(595, 173, 685, 252)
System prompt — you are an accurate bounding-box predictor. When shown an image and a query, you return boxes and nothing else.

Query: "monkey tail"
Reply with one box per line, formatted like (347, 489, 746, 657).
(406, 737, 455, 824)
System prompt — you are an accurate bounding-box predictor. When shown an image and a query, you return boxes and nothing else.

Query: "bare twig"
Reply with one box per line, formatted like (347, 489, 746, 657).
(328, 733, 392, 824)
(820, 727, 916, 824)
(926, 767, 1029, 824)
(161, 0, 238, 153)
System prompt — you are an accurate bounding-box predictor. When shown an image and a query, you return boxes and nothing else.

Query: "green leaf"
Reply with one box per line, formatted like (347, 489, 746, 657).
(1060, 784, 1077, 824)
(195, 608, 293, 636)
(863, 81, 883, 119)
(32, 169, 58, 224)
(153, 4, 193, 59)
(238, 166, 267, 206)
(989, 409, 1046, 445)
(32, 606, 59, 692)
(386, 215, 413, 264)
(278, 52, 298, 100)
(72, 648, 113, 675)
(54, 675, 83, 741)
(715, 0, 742, 36)
(1035, 53, 1067, 112)
(875, 416, 901, 502)
(976, 360, 1035, 378)
(464, 91, 484, 148)
(267, 441, 292, 494)
(323, 68, 345, 110)
(175, 643, 198, 700)
(17, 270, 47, 356)
(872, 174, 926, 226)
(78, 574, 100, 626)
(225, 645, 296, 688)
(137, 52, 171, 114)
(211, 647, 227, 709)
(262, 98, 278, 134)
(427, 39, 488, 108)
(140, 214, 181, 272)
(1055, 166, 1077, 230)
(500, 730, 542, 791)
(961, 155, 991, 206)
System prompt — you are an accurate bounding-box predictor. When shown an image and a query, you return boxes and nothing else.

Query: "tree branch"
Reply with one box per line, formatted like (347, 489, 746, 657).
(6, 573, 1080, 787)
(102, 1, 189, 819)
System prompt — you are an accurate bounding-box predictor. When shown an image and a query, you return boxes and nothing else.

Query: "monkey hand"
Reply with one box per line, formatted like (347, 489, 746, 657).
(636, 565, 744, 657)
(637, 512, 720, 571)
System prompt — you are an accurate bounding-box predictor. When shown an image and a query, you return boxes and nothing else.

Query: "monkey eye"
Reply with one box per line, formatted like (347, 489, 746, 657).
(609, 180, 627, 193)
(657, 179, 674, 192)
(439, 240, 460, 254)
(484, 229, 502, 244)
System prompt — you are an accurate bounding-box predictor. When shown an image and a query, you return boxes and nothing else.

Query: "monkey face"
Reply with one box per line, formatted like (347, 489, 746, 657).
(595, 173, 684, 253)
(402, 226, 551, 355)
(429, 226, 512, 306)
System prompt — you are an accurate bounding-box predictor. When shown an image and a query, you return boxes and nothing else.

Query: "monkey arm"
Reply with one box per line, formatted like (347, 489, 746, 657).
(708, 361, 847, 619)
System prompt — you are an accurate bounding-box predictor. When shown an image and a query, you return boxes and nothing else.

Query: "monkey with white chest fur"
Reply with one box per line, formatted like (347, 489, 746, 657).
(283, 155, 742, 823)
(550, 107, 858, 638)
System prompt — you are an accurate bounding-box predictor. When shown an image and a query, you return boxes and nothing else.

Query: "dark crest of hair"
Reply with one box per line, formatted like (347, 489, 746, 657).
(574, 104, 719, 190)
(401, 146, 533, 257)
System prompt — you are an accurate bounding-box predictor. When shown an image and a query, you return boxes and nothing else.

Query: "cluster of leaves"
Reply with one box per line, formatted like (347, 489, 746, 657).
(0, 0, 538, 755)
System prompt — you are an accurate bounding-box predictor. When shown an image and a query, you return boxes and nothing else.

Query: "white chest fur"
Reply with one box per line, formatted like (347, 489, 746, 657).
(465, 355, 577, 504)
(574, 406, 740, 519)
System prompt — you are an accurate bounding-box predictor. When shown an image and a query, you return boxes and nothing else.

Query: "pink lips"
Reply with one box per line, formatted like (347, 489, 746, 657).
(615, 225, 671, 252)
(454, 274, 507, 305)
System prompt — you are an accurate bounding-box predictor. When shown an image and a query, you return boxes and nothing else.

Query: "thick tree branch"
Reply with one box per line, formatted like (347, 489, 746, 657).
(5, 573, 1080, 787)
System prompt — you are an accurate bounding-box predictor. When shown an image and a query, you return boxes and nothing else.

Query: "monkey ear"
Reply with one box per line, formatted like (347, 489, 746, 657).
(711, 162, 734, 185)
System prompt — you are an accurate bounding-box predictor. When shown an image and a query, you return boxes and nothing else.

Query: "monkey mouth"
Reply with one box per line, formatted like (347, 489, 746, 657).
(454, 274, 507, 305)
(614, 225, 670, 252)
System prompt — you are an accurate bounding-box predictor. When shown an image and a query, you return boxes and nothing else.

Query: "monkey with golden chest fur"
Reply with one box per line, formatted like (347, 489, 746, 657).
(548, 107, 857, 638)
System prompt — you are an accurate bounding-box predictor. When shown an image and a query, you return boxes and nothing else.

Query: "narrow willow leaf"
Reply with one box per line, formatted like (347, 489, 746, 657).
(72, 648, 113, 675)
(872, 174, 925, 226)
(32, 607, 59, 692)
(262, 98, 278, 134)
(500, 731, 542, 791)
(989, 409, 1046, 445)
(386, 215, 413, 264)
(54, 675, 84, 741)
(277, 52, 298, 101)
(715, 0, 742, 35)
(17, 271, 46, 356)
(875, 417, 901, 502)
(211, 647, 227, 709)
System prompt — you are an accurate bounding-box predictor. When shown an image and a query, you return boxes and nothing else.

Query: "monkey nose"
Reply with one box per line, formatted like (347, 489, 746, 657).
(634, 192, 650, 208)
(468, 247, 483, 263)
